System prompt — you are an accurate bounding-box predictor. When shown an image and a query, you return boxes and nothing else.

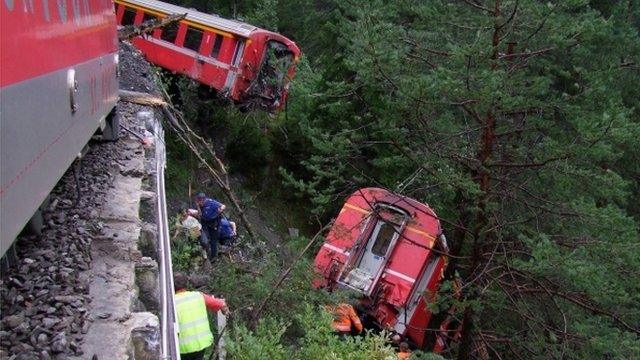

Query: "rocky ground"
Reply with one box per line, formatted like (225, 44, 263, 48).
(0, 42, 160, 360)
(0, 133, 120, 358)
(119, 42, 160, 96)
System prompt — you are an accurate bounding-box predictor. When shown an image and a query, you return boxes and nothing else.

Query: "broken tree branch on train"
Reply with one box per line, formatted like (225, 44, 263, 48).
(118, 13, 186, 41)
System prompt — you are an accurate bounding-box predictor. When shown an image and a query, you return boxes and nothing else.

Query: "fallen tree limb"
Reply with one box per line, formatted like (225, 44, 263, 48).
(207, 311, 229, 360)
(119, 88, 261, 249)
(165, 108, 261, 246)
(119, 89, 167, 106)
(157, 88, 261, 248)
(118, 13, 186, 41)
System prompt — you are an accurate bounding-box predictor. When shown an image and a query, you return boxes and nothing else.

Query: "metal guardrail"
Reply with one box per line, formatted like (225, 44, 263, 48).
(147, 107, 228, 359)
(147, 111, 180, 359)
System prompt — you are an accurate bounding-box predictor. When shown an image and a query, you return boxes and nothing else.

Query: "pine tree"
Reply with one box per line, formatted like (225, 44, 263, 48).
(283, 0, 640, 357)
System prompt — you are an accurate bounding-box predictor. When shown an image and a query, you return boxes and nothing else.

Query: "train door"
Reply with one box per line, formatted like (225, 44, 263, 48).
(358, 220, 398, 278)
(340, 205, 407, 294)
(394, 253, 442, 335)
(223, 38, 245, 93)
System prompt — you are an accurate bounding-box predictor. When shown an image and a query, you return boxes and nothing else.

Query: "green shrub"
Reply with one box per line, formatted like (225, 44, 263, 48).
(295, 305, 396, 360)
(226, 319, 289, 360)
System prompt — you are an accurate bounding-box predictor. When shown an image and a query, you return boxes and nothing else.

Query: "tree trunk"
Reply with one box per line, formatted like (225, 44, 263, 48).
(457, 2, 501, 358)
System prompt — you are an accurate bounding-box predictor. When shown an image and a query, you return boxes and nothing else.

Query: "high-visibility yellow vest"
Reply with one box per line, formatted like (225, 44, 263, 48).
(175, 291, 214, 354)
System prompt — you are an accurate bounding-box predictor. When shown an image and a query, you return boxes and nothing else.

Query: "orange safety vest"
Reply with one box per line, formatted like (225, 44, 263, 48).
(328, 303, 363, 334)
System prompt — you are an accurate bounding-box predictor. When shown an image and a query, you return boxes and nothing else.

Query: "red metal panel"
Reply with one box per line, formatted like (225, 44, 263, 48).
(406, 258, 446, 347)
(133, 38, 193, 73)
(134, 8, 144, 25)
(217, 37, 237, 64)
(175, 23, 187, 47)
(1, 0, 118, 87)
(200, 31, 216, 56)
(199, 64, 229, 90)
(116, 3, 125, 23)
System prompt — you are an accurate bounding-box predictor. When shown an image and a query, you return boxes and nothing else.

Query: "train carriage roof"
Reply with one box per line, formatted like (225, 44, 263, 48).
(122, 0, 258, 37)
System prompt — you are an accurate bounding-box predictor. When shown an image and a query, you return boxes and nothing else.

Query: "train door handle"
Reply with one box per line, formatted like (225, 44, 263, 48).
(67, 69, 78, 113)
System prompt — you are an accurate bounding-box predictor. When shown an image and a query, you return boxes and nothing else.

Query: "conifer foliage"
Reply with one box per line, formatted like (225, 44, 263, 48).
(168, 0, 640, 358)
(281, 1, 640, 358)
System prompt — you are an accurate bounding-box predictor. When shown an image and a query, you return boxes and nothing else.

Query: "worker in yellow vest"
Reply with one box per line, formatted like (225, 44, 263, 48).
(174, 272, 229, 360)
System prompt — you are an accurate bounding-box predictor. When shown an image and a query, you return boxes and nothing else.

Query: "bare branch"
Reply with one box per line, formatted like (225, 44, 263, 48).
(498, 47, 554, 60)
(461, 0, 495, 14)
(250, 223, 332, 328)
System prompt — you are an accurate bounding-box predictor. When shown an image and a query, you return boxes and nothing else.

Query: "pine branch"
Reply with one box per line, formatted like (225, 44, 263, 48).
(518, 288, 639, 335)
(485, 155, 569, 168)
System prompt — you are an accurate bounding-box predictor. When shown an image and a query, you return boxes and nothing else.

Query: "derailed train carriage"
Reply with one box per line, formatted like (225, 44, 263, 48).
(314, 188, 458, 351)
(114, 0, 301, 111)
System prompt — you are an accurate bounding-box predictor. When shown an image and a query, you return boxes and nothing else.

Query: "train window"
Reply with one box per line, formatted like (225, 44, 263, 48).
(184, 26, 204, 52)
(142, 13, 158, 24)
(121, 7, 136, 26)
(210, 35, 223, 59)
(161, 22, 180, 43)
(371, 221, 396, 257)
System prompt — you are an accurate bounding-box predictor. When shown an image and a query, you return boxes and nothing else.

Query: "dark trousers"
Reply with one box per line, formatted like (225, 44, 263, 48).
(219, 236, 233, 246)
(181, 349, 205, 360)
(202, 218, 220, 258)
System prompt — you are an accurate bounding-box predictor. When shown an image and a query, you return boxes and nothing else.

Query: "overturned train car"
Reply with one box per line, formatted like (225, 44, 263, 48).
(314, 188, 454, 350)
(114, 0, 301, 111)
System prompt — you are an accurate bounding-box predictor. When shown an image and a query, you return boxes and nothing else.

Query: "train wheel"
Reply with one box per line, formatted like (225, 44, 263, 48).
(102, 106, 120, 141)
(0, 243, 18, 273)
(24, 194, 51, 236)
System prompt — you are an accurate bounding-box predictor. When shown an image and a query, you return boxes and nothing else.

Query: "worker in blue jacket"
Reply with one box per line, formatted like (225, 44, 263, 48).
(194, 192, 226, 258)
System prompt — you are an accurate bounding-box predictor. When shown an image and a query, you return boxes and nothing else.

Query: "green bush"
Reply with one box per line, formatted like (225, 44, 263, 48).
(295, 305, 396, 360)
(225, 306, 397, 360)
(226, 319, 289, 360)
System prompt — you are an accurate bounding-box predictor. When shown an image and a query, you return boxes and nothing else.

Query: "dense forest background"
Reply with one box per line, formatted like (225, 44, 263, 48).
(165, 0, 640, 359)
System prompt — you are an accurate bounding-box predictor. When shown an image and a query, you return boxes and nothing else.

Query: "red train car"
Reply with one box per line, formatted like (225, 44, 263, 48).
(0, 0, 119, 255)
(314, 188, 453, 350)
(114, 0, 301, 111)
